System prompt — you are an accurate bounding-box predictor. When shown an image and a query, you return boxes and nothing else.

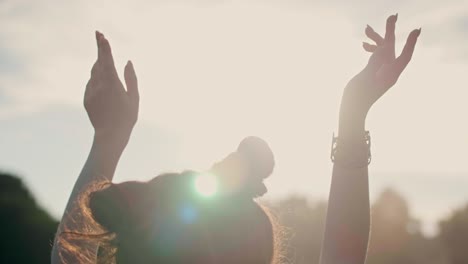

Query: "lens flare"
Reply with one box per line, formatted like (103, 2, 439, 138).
(195, 173, 218, 197)
(180, 205, 198, 224)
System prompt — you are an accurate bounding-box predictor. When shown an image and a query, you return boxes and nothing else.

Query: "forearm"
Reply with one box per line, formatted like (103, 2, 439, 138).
(81, 132, 129, 181)
(51, 133, 129, 263)
(61, 133, 128, 227)
(320, 112, 370, 264)
(318, 13, 419, 264)
(320, 166, 370, 264)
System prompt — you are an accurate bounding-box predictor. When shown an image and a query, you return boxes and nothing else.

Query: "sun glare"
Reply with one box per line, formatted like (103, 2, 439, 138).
(195, 173, 218, 197)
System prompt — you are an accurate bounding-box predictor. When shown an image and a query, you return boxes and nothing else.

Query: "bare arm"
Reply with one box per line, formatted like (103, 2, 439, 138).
(319, 15, 421, 264)
(51, 32, 139, 263)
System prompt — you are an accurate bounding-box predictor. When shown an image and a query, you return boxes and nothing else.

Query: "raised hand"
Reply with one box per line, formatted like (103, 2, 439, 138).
(84, 31, 139, 144)
(340, 14, 421, 125)
(321, 16, 421, 264)
(52, 32, 140, 264)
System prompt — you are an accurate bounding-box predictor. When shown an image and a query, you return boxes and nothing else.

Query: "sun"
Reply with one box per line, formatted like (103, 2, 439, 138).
(194, 173, 218, 198)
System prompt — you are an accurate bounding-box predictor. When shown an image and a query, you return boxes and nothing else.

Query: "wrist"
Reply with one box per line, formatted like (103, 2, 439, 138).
(338, 111, 366, 141)
(331, 131, 371, 168)
(94, 126, 132, 143)
(93, 129, 132, 153)
(338, 91, 369, 137)
(89, 131, 131, 178)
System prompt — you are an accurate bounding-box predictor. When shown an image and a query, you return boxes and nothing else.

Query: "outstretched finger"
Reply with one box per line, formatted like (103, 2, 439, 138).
(96, 31, 103, 62)
(363, 42, 378, 53)
(96, 31, 118, 77)
(124, 60, 139, 102)
(365, 25, 384, 46)
(384, 14, 398, 60)
(393, 28, 421, 75)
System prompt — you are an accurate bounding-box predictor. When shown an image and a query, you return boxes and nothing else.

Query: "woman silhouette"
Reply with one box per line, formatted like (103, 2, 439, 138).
(51, 32, 279, 263)
(51, 14, 420, 264)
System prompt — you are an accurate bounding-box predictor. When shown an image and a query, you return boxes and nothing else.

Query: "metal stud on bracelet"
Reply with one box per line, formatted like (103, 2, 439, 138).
(330, 131, 372, 167)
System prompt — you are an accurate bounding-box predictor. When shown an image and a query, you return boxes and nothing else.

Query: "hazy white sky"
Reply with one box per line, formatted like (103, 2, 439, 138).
(1, 0, 468, 235)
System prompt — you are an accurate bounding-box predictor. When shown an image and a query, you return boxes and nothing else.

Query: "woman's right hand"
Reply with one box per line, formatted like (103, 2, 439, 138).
(84, 31, 139, 145)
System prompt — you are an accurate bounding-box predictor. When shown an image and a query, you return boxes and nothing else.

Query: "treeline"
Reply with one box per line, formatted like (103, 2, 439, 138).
(0, 172, 58, 264)
(268, 190, 467, 264)
(1, 172, 468, 264)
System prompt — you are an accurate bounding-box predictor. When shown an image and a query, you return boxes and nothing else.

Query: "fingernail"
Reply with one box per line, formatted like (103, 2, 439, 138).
(417, 27, 422, 36)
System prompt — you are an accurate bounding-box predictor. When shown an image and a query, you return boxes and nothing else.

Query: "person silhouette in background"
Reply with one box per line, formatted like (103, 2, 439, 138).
(319, 14, 421, 264)
(51, 32, 279, 263)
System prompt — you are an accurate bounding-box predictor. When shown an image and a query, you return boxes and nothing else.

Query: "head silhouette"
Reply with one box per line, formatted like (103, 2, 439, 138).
(87, 136, 278, 263)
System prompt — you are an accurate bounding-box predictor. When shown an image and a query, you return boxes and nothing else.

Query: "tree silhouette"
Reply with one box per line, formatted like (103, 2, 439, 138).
(0, 172, 59, 264)
(367, 188, 447, 264)
(1, 170, 462, 264)
(268, 189, 448, 264)
(367, 188, 414, 263)
(439, 203, 468, 264)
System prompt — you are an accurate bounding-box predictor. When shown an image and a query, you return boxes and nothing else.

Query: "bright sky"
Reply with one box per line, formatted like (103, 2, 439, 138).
(1, 0, 468, 236)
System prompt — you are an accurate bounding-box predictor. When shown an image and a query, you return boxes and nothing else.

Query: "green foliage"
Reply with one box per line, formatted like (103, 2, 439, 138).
(0, 172, 59, 264)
